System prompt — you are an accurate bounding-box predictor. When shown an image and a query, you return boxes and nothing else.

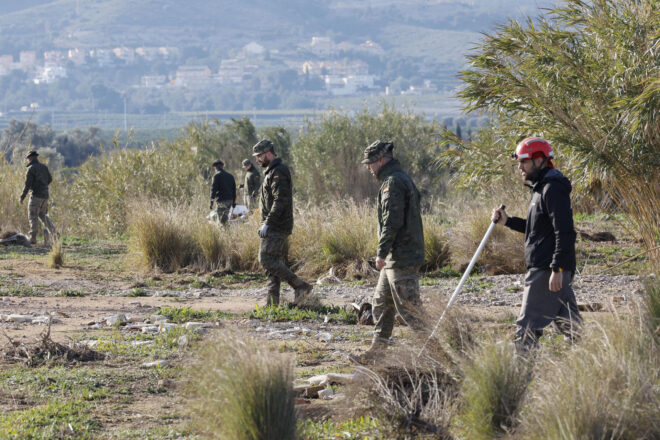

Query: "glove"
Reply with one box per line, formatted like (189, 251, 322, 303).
(19, 195, 25, 204)
(209, 201, 214, 210)
(257, 224, 269, 238)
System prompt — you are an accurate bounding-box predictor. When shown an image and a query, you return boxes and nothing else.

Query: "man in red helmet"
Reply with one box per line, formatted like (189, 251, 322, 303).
(492, 137, 581, 351)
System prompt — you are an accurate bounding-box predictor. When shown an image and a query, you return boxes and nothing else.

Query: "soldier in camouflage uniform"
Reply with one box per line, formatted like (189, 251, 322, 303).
(239, 159, 261, 210)
(20, 151, 58, 245)
(252, 140, 313, 306)
(355, 140, 428, 364)
(210, 159, 236, 225)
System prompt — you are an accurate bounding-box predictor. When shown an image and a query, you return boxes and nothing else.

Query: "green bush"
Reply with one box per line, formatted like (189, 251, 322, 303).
(63, 145, 203, 237)
(292, 103, 447, 203)
(188, 333, 297, 440)
(458, 340, 531, 439)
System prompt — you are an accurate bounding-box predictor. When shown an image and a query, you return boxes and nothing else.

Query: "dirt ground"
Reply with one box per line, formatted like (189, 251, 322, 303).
(0, 238, 647, 438)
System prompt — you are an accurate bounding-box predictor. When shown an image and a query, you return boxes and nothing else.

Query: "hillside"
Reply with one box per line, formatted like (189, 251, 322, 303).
(0, 0, 554, 54)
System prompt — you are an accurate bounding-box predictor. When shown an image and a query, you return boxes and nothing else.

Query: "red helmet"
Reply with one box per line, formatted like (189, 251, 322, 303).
(513, 137, 554, 161)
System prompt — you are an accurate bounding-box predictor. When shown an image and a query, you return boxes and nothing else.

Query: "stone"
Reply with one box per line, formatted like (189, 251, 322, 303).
(141, 326, 159, 334)
(178, 335, 189, 348)
(316, 332, 333, 342)
(318, 387, 334, 400)
(126, 315, 143, 323)
(159, 323, 178, 332)
(184, 322, 205, 331)
(307, 374, 329, 386)
(302, 385, 327, 398)
(7, 314, 33, 323)
(131, 340, 153, 347)
(32, 316, 60, 324)
(326, 373, 356, 385)
(105, 314, 127, 326)
(141, 360, 169, 368)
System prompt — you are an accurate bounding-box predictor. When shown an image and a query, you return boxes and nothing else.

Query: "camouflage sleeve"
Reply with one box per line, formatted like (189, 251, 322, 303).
(21, 167, 34, 199)
(377, 177, 405, 259)
(264, 169, 291, 227)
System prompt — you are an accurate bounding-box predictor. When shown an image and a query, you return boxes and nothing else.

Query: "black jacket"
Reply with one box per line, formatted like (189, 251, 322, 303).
(260, 157, 294, 234)
(211, 169, 236, 204)
(505, 168, 576, 272)
(21, 159, 52, 199)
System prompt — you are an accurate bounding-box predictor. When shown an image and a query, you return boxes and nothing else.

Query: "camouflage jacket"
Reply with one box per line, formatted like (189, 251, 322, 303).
(21, 159, 52, 200)
(244, 166, 261, 200)
(260, 158, 293, 234)
(376, 159, 425, 268)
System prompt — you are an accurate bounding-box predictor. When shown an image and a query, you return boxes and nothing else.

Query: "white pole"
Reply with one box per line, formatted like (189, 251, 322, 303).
(419, 204, 505, 356)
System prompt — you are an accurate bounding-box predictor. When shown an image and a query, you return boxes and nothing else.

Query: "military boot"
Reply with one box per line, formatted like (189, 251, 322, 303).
(292, 280, 313, 306)
(265, 292, 280, 307)
(349, 338, 388, 366)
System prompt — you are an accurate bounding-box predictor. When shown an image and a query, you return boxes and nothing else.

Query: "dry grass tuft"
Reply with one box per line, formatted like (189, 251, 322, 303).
(518, 300, 660, 439)
(47, 239, 64, 268)
(187, 332, 297, 440)
(457, 339, 531, 439)
(446, 198, 525, 274)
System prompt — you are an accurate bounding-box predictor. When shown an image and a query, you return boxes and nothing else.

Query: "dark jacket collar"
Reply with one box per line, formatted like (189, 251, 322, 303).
(266, 157, 282, 174)
(26, 158, 39, 167)
(376, 159, 402, 181)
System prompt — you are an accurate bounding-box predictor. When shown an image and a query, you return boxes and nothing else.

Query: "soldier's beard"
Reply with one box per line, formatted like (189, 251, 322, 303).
(259, 157, 271, 168)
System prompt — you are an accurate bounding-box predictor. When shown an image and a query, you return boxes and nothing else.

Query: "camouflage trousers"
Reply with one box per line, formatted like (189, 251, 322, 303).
(215, 200, 233, 225)
(28, 196, 57, 244)
(244, 195, 258, 211)
(372, 265, 428, 343)
(258, 231, 305, 298)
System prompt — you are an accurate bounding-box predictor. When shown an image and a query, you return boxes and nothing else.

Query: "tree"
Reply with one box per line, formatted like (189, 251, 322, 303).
(444, 0, 660, 268)
(292, 103, 447, 202)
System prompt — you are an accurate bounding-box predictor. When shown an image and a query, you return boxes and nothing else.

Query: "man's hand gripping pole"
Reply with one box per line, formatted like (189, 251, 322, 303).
(418, 204, 506, 357)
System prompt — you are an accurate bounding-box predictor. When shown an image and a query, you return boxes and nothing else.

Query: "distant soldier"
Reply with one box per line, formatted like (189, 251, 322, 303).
(492, 137, 581, 352)
(239, 158, 261, 210)
(20, 150, 58, 245)
(252, 139, 312, 306)
(354, 140, 427, 364)
(210, 159, 236, 225)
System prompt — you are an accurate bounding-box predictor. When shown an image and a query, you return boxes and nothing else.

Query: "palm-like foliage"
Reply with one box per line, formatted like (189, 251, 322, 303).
(445, 0, 660, 269)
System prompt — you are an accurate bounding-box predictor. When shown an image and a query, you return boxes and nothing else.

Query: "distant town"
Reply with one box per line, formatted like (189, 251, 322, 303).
(0, 36, 456, 117)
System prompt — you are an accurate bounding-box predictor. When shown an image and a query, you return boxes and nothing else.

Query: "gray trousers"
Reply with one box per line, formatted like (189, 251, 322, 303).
(516, 268, 582, 347)
(372, 265, 428, 343)
(28, 196, 57, 243)
(258, 231, 303, 297)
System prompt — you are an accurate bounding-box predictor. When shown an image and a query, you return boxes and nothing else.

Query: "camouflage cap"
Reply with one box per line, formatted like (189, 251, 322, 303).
(361, 140, 394, 164)
(252, 139, 274, 156)
(242, 159, 251, 167)
(26, 150, 39, 159)
(212, 159, 224, 168)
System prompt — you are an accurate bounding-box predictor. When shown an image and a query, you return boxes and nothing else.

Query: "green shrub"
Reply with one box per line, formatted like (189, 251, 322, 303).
(292, 103, 447, 203)
(63, 145, 203, 237)
(458, 340, 531, 439)
(188, 333, 297, 440)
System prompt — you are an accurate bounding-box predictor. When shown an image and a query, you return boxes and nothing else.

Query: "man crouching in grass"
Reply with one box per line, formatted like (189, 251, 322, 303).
(352, 140, 429, 365)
